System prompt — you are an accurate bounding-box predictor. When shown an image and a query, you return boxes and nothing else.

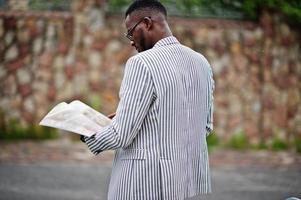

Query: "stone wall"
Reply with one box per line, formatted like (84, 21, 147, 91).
(169, 14, 301, 146)
(0, 3, 300, 146)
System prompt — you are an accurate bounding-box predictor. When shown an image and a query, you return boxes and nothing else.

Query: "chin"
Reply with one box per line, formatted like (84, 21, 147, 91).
(137, 46, 149, 52)
(136, 48, 143, 53)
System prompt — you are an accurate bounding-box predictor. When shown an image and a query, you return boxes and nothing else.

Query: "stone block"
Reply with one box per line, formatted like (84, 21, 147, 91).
(0, 98, 10, 114)
(233, 54, 248, 72)
(274, 105, 288, 128)
(64, 66, 74, 80)
(254, 28, 263, 40)
(275, 75, 290, 90)
(83, 35, 93, 49)
(89, 80, 101, 91)
(47, 85, 56, 101)
(36, 19, 46, 34)
(260, 12, 274, 37)
(212, 39, 225, 55)
(6, 58, 24, 72)
(23, 55, 32, 66)
(54, 71, 65, 89)
(27, 18, 39, 38)
(73, 74, 88, 95)
(17, 19, 25, 29)
(244, 120, 258, 137)
(17, 28, 30, 43)
(75, 61, 87, 73)
(44, 40, 56, 52)
(39, 53, 53, 67)
(36, 106, 47, 121)
(281, 36, 292, 46)
(0, 42, 3, 60)
(33, 37, 43, 55)
(58, 42, 68, 54)
(19, 44, 30, 57)
(23, 97, 35, 113)
(53, 55, 65, 70)
(291, 112, 301, 136)
(35, 69, 52, 82)
(9, 108, 21, 121)
(4, 31, 15, 46)
(18, 83, 32, 97)
(230, 42, 241, 55)
(46, 24, 56, 39)
(88, 68, 100, 80)
(59, 82, 73, 99)
(208, 53, 222, 73)
(65, 53, 75, 66)
(89, 51, 102, 69)
(0, 64, 7, 80)
(92, 40, 106, 51)
(194, 28, 208, 45)
(228, 115, 242, 130)
(287, 88, 300, 118)
(87, 7, 105, 32)
(21, 110, 34, 123)
(263, 113, 273, 138)
(17, 68, 31, 85)
(247, 51, 260, 64)
(225, 29, 240, 42)
(4, 44, 18, 62)
(0, 18, 3, 38)
(264, 68, 272, 82)
(4, 17, 16, 30)
(288, 74, 298, 87)
(243, 31, 256, 47)
(10, 94, 22, 110)
(279, 23, 290, 37)
(1, 74, 17, 96)
(106, 40, 122, 54)
(33, 92, 48, 106)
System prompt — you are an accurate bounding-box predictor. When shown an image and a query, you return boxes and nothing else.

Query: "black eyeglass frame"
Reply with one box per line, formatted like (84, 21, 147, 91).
(124, 17, 151, 41)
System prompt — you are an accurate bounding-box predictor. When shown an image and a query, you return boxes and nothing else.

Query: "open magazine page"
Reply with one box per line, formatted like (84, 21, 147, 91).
(40, 114, 101, 137)
(43, 102, 68, 118)
(68, 100, 111, 127)
(39, 100, 112, 137)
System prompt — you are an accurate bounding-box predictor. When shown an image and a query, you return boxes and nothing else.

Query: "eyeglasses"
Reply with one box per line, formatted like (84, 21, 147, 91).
(124, 17, 149, 41)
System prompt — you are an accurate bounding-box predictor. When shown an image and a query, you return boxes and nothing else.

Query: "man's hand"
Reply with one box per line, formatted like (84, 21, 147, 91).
(80, 135, 86, 143)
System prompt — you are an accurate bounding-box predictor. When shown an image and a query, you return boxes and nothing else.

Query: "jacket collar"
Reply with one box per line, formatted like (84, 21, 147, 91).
(153, 36, 179, 48)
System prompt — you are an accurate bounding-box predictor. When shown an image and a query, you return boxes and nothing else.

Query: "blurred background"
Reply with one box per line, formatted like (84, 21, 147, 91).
(0, 0, 300, 200)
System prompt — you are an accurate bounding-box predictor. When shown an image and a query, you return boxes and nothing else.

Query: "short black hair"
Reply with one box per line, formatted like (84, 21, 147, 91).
(125, 0, 167, 18)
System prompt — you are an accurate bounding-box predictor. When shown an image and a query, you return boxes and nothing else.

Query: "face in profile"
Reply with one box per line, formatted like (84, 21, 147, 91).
(124, 16, 150, 52)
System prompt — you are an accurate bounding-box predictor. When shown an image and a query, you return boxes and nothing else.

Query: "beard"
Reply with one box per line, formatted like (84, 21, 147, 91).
(138, 33, 146, 52)
(137, 32, 153, 52)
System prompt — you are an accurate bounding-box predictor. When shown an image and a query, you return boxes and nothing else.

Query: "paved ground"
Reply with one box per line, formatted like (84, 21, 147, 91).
(0, 138, 301, 200)
(1, 163, 300, 200)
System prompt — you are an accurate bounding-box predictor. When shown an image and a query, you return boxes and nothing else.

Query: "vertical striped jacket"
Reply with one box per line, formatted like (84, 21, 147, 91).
(84, 36, 214, 200)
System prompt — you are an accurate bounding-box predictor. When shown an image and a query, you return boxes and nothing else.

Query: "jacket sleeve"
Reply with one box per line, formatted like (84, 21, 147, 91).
(83, 56, 154, 155)
(206, 67, 214, 136)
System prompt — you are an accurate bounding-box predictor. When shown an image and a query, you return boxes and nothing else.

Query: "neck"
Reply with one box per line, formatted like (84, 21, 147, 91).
(152, 23, 172, 45)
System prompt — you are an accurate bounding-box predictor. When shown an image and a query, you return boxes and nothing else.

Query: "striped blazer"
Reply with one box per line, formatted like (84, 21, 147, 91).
(84, 36, 214, 200)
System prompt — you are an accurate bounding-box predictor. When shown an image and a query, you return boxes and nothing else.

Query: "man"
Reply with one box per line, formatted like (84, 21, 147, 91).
(82, 1, 214, 199)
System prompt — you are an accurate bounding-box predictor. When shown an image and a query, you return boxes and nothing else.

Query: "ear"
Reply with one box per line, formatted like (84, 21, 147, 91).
(143, 17, 153, 31)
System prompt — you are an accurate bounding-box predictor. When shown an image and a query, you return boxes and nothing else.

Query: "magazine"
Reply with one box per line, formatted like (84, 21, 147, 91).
(39, 100, 111, 137)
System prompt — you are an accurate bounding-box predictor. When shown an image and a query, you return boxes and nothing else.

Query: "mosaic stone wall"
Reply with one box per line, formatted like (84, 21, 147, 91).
(0, 2, 300, 146)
